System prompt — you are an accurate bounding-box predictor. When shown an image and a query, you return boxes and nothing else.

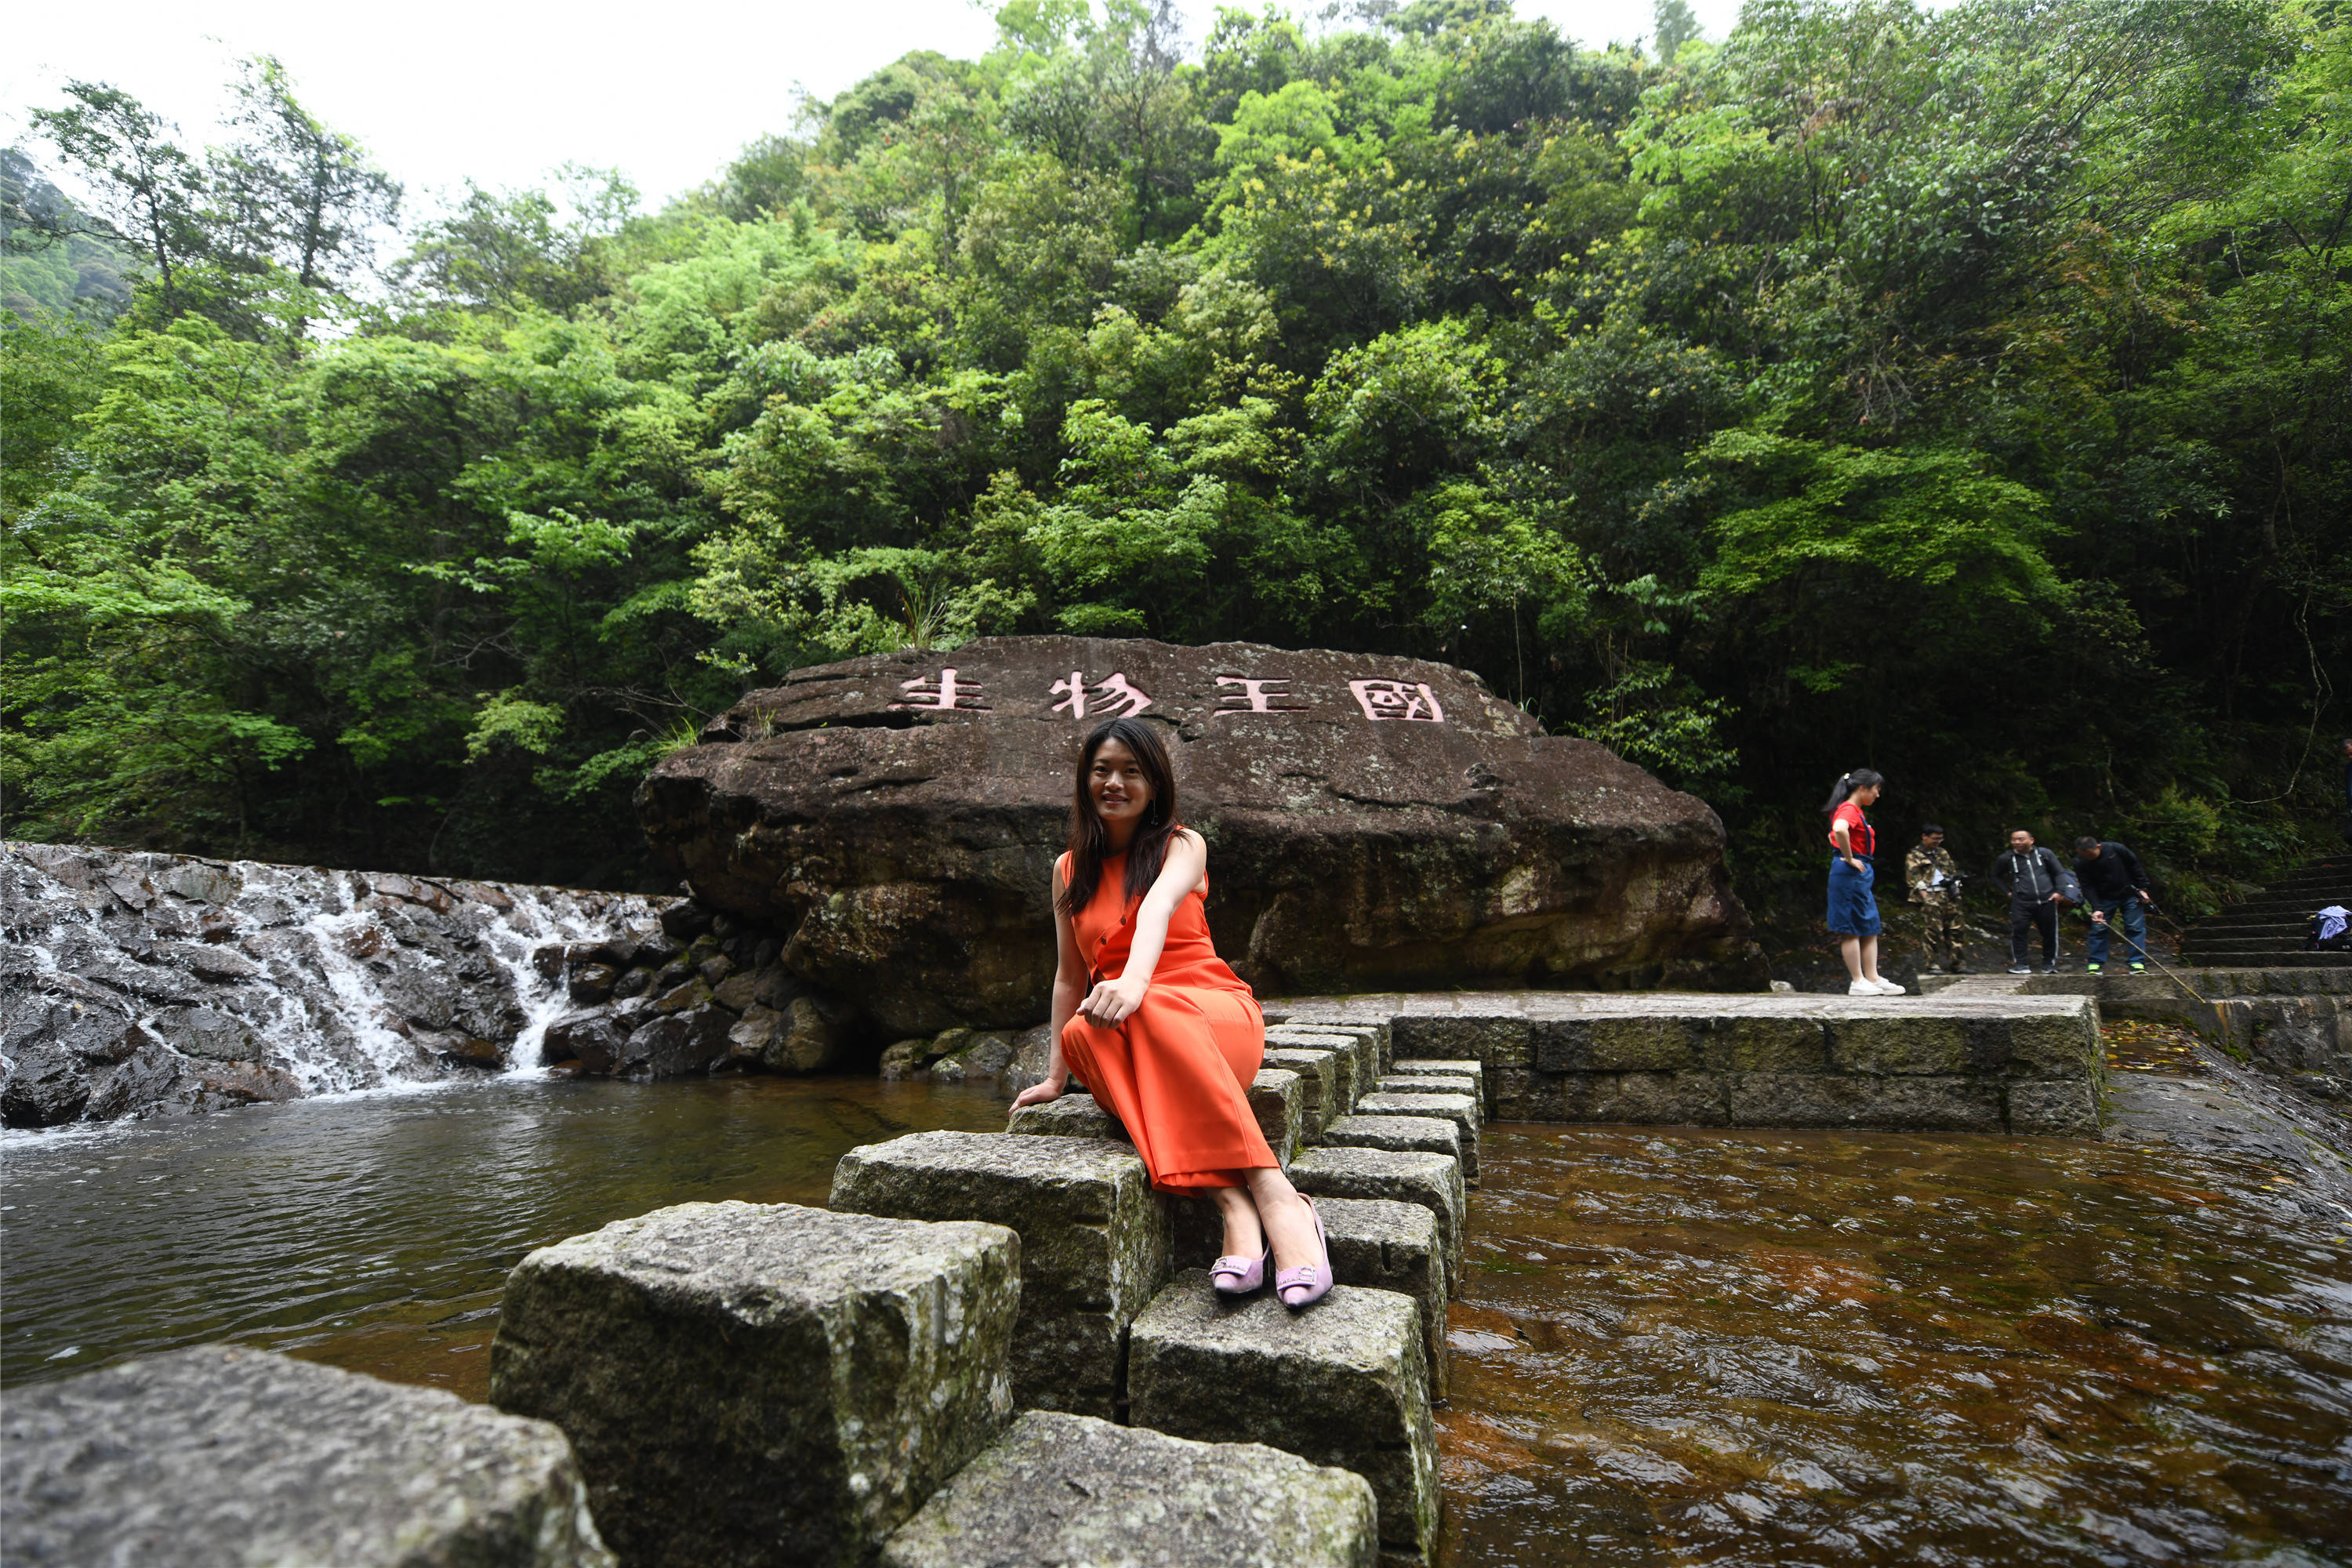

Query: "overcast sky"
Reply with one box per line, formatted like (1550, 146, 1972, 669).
(3, 0, 1747, 220)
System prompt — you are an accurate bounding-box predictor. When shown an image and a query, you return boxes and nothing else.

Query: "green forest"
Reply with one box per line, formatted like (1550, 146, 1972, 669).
(4, 0, 2346, 924)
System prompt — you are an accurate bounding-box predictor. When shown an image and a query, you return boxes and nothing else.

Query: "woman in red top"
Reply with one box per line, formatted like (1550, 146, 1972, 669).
(1010, 717, 1332, 1308)
(1824, 768, 1903, 996)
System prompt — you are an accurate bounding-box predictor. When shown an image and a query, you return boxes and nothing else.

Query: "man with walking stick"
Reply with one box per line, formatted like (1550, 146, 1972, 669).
(2074, 837, 2154, 974)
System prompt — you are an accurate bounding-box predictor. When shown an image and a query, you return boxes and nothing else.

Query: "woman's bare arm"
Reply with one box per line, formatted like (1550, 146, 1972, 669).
(1011, 863, 1087, 1109)
(1076, 830, 1207, 1026)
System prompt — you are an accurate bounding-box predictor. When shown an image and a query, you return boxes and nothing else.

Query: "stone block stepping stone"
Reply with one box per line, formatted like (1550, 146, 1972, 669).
(1289, 1147, 1466, 1290)
(1130, 1272, 1442, 1565)
(1266, 1019, 1391, 1076)
(880, 1410, 1379, 1568)
(1356, 1091, 1481, 1185)
(5, 1345, 612, 1568)
(491, 1200, 1016, 1568)
(1005, 1091, 1127, 1140)
(1312, 1196, 1450, 1402)
(1321, 1113, 1461, 1167)
(831, 1130, 1167, 1419)
(1388, 1057, 1484, 1112)
(1252, 1066, 1305, 1167)
(1265, 1046, 1346, 1141)
(1269, 1026, 1385, 1096)
(1160, 1198, 1449, 1399)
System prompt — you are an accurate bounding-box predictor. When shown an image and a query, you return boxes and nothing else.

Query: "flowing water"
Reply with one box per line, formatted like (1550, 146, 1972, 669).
(1439, 1123, 2352, 1565)
(6, 1078, 2350, 1563)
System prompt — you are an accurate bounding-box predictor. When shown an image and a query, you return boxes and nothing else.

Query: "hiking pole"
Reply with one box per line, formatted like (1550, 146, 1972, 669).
(2114, 901, 2210, 1006)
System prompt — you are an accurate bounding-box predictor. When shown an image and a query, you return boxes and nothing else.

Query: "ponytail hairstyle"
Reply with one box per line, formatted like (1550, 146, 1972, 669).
(1821, 768, 1886, 815)
(1060, 717, 1181, 916)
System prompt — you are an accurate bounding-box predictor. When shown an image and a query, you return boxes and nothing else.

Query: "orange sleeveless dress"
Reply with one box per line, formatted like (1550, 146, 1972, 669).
(1057, 846, 1272, 1195)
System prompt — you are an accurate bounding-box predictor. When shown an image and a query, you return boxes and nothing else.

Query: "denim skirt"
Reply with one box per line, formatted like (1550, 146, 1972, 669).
(1827, 857, 1881, 936)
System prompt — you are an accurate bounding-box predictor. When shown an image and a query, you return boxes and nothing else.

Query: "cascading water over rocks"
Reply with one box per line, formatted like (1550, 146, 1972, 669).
(0, 844, 670, 1128)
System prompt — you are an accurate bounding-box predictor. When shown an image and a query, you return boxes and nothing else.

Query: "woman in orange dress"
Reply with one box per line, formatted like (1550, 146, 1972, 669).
(1009, 717, 1331, 1308)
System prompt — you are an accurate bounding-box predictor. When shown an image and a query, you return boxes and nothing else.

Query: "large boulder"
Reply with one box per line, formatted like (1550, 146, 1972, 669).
(638, 637, 1761, 1035)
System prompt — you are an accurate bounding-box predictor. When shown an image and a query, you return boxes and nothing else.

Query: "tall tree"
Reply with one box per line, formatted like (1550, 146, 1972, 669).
(29, 83, 206, 316)
(209, 55, 400, 293)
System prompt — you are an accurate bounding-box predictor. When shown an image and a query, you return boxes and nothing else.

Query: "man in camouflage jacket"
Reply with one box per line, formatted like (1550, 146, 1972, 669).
(1906, 825, 1967, 972)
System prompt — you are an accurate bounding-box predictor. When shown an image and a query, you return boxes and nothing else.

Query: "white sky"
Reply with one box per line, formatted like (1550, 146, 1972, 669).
(2, 0, 1745, 222)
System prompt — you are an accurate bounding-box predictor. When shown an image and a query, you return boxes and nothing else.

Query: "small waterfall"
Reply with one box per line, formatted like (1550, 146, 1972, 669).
(0, 843, 670, 1127)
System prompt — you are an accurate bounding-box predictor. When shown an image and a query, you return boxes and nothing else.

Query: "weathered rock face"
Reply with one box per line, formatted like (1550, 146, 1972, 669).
(640, 637, 1761, 1035)
(3, 1345, 612, 1567)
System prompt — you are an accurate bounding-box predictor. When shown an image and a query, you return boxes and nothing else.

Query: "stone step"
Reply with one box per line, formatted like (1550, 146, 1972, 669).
(492, 1200, 1018, 1566)
(1265, 1019, 1392, 1079)
(1007, 1091, 1127, 1140)
(6, 1345, 613, 1568)
(1130, 1272, 1442, 1565)
(1358, 1090, 1481, 1185)
(1321, 1113, 1462, 1168)
(1389, 1057, 1484, 1111)
(881, 1411, 1380, 1568)
(1265, 1047, 1348, 1142)
(1254, 1067, 1305, 1166)
(1265, 1028, 1379, 1114)
(1167, 1193, 1450, 1401)
(2183, 950, 2352, 968)
(1288, 1146, 1467, 1292)
(829, 1133, 1163, 1421)
(1283, 991, 2104, 1135)
(1003, 1074, 1312, 1167)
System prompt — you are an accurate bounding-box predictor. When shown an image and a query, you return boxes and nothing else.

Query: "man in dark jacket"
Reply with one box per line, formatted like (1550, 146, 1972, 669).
(1991, 829, 2067, 974)
(2075, 837, 2153, 974)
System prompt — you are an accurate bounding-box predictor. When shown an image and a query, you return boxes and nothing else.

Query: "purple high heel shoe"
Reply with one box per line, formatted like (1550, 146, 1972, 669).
(1211, 1243, 1270, 1296)
(1275, 1198, 1332, 1310)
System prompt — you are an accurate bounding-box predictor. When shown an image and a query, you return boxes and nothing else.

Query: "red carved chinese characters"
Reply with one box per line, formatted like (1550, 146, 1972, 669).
(1051, 670, 1154, 719)
(891, 668, 989, 712)
(1348, 679, 1444, 723)
(1214, 676, 1306, 715)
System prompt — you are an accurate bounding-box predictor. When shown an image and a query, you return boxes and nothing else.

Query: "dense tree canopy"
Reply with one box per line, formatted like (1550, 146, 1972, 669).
(5, 0, 2346, 918)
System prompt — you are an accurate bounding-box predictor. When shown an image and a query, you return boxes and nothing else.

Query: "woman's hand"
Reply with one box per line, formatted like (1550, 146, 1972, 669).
(1009, 1075, 1067, 1111)
(1078, 975, 1149, 1027)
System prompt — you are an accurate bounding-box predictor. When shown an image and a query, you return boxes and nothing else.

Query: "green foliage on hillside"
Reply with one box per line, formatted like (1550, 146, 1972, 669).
(4, 2, 2347, 912)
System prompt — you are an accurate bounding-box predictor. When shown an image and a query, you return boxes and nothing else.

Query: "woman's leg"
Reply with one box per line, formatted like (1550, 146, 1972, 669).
(1243, 1166, 1321, 1275)
(1837, 934, 1865, 981)
(1210, 1184, 1262, 1258)
(1860, 934, 1882, 982)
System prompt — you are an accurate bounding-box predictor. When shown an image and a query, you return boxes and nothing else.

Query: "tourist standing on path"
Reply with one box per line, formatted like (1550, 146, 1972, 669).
(2074, 837, 2154, 974)
(1906, 824, 1968, 973)
(1992, 829, 2067, 974)
(1824, 770, 1904, 996)
(1010, 717, 1332, 1309)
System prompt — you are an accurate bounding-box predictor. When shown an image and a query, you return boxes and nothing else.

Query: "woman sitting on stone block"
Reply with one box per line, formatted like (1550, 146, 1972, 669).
(1010, 717, 1332, 1308)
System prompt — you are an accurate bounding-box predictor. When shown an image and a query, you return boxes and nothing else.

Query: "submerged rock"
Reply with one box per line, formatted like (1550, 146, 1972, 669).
(639, 636, 1762, 1035)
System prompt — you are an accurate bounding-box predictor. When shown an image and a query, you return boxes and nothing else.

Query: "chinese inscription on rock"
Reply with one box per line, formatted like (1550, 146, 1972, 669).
(883, 666, 1451, 724)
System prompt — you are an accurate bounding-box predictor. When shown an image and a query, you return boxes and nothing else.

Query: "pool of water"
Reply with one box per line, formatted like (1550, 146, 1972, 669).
(0, 1076, 1012, 1400)
(6, 1078, 2349, 1563)
(1439, 1124, 2352, 1566)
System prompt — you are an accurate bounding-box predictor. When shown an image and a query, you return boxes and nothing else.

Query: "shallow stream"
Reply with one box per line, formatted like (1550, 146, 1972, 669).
(5, 1076, 2348, 1563)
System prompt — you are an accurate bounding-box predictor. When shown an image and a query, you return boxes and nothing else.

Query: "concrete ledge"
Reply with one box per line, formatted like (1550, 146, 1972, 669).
(1130, 1273, 1440, 1563)
(830, 1132, 1167, 1419)
(5, 1345, 612, 1568)
(490, 1200, 1015, 1567)
(880, 1411, 1379, 1568)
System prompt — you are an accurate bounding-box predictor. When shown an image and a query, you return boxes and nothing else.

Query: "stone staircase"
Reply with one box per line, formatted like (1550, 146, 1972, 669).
(2180, 853, 2352, 967)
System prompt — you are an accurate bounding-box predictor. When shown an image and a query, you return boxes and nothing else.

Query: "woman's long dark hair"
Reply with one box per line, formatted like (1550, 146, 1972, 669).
(1821, 768, 1886, 815)
(1061, 717, 1179, 916)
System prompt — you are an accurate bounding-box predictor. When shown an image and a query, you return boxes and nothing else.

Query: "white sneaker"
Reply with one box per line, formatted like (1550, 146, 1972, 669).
(1848, 979, 1880, 996)
(1873, 978, 1907, 995)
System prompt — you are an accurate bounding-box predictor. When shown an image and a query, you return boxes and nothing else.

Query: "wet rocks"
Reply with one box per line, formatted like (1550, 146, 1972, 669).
(880, 1411, 1381, 1568)
(3, 1344, 612, 1566)
(491, 1200, 1018, 1568)
(637, 636, 1762, 1035)
(830, 1131, 1170, 1419)
(1288, 1148, 1468, 1292)
(1129, 1272, 1442, 1564)
(1, 843, 662, 1126)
